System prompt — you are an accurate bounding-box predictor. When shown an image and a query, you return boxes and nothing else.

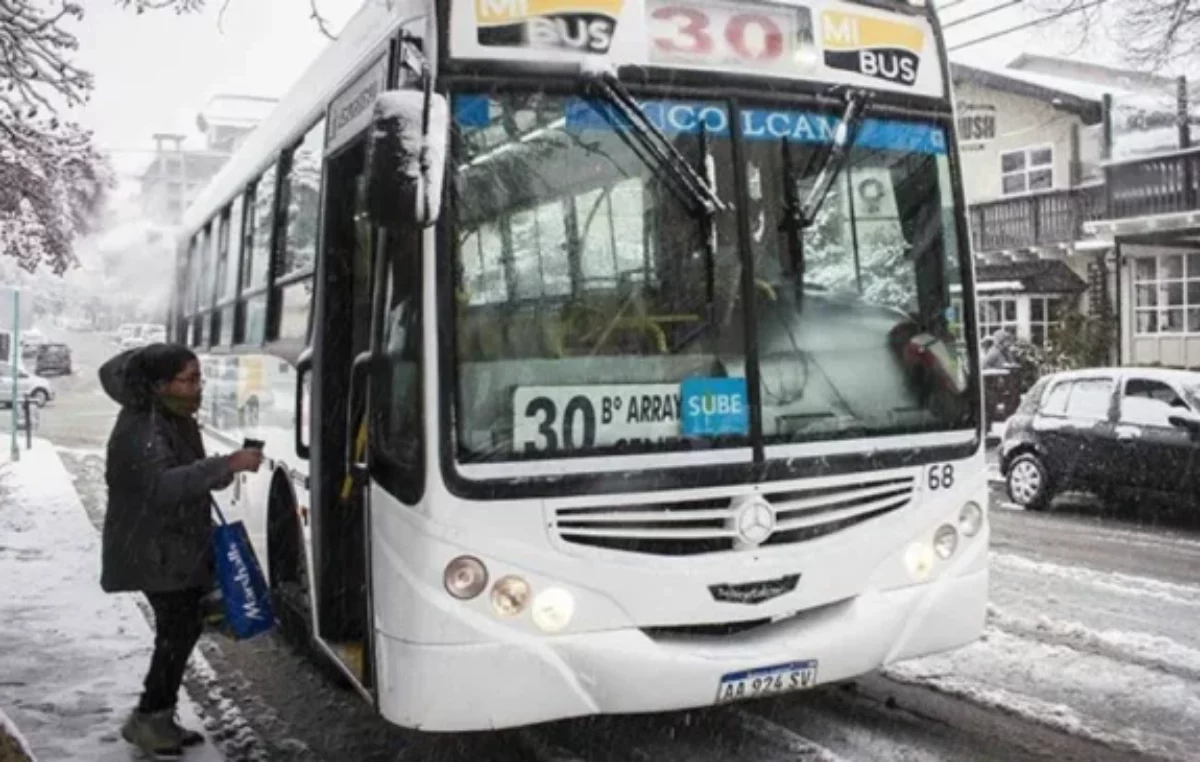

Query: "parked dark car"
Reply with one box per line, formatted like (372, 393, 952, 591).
(999, 368, 1200, 511)
(35, 342, 72, 376)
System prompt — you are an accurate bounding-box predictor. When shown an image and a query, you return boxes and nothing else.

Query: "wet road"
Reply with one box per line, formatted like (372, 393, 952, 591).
(5, 328, 120, 450)
(48, 330, 1200, 761)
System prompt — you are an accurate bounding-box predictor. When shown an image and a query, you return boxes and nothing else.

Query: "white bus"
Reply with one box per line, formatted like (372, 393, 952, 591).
(172, 0, 988, 733)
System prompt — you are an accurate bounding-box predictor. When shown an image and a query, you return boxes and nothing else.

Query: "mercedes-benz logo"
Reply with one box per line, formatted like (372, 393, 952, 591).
(734, 497, 776, 546)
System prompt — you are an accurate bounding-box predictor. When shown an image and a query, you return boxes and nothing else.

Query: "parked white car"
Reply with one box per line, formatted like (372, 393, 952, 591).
(0, 361, 54, 407)
(118, 323, 167, 351)
(19, 329, 47, 359)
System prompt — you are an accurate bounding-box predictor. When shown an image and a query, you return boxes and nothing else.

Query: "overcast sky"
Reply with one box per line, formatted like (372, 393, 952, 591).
(73, 0, 358, 185)
(66, 0, 1133, 193)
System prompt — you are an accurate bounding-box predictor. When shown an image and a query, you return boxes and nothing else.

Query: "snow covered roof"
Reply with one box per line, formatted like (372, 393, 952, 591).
(1006, 54, 1177, 92)
(195, 94, 278, 132)
(975, 260, 1087, 294)
(950, 62, 1106, 123)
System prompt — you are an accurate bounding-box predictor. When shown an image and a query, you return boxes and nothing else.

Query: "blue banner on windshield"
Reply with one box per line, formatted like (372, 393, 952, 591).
(565, 98, 732, 137)
(454, 94, 492, 128)
(452, 95, 946, 155)
(740, 109, 947, 155)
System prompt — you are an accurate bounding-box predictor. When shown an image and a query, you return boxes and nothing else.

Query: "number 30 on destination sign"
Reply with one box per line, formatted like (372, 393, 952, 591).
(649, 2, 799, 65)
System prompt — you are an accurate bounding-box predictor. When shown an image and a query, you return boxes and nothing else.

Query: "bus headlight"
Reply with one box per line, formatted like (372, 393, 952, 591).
(933, 524, 959, 559)
(531, 588, 575, 633)
(444, 556, 488, 600)
(491, 576, 530, 617)
(959, 501, 984, 538)
(904, 542, 934, 581)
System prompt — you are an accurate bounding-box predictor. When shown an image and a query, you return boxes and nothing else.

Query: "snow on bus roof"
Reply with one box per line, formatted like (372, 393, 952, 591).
(180, 0, 417, 235)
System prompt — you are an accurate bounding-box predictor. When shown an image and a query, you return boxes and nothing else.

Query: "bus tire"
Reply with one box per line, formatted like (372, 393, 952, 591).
(267, 474, 312, 648)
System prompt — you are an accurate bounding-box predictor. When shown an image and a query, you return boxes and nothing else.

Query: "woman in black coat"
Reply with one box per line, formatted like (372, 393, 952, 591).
(99, 343, 263, 757)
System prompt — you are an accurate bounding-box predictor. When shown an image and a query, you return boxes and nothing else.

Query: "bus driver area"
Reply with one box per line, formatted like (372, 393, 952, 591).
(368, 459, 989, 732)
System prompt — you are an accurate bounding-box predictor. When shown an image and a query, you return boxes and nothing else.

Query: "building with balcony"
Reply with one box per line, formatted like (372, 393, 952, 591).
(953, 56, 1199, 369)
(138, 95, 277, 225)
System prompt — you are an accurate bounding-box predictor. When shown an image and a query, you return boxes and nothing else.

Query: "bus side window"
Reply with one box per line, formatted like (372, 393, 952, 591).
(373, 226, 424, 503)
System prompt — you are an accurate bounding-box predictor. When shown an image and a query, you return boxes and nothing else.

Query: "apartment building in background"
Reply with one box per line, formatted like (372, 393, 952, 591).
(139, 94, 277, 225)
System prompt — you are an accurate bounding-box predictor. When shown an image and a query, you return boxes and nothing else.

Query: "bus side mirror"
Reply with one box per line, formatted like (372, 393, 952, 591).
(366, 90, 448, 230)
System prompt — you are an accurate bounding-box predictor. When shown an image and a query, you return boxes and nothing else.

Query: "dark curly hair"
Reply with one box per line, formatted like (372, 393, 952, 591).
(123, 343, 198, 411)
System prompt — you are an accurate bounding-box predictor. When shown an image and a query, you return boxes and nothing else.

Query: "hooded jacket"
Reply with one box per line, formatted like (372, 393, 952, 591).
(99, 349, 234, 594)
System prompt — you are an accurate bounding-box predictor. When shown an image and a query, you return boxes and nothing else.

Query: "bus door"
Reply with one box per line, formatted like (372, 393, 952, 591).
(310, 138, 374, 688)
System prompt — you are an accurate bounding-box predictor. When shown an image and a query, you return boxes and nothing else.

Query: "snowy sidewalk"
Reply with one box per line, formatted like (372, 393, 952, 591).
(0, 441, 222, 761)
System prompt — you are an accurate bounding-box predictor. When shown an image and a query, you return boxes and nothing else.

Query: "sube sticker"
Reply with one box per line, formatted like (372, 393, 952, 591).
(681, 377, 749, 438)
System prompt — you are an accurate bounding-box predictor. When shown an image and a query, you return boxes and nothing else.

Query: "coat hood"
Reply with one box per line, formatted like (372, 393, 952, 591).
(99, 349, 139, 408)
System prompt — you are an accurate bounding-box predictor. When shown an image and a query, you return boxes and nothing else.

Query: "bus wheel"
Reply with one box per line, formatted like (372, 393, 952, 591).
(267, 477, 311, 648)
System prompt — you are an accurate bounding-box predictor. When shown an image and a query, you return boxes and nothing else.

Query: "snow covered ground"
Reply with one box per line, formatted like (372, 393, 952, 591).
(8, 417, 1200, 761)
(889, 508, 1200, 762)
(0, 440, 222, 762)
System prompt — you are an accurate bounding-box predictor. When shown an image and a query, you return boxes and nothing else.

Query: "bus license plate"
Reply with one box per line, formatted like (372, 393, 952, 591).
(714, 660, 818, 704)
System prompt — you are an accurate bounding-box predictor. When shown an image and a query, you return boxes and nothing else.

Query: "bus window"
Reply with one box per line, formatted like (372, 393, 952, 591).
(281, 118, 325, 278)
(243, 166, 276, 292)
(450, 90, 745, 460)
(373, 228, 423, 502)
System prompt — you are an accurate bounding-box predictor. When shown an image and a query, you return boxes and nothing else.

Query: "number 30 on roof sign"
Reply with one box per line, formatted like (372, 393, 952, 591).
(648, 0, 819, 73)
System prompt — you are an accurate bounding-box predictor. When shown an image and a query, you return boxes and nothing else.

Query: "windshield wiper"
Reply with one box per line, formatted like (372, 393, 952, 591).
(779, 88, 871, 306)
(580, 61, 727, 218)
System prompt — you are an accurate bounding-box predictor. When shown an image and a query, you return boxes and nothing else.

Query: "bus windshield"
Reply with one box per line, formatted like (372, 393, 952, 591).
(448, 85, 973, 464)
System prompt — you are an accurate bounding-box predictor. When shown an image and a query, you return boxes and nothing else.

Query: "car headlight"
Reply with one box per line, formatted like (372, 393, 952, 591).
(443, 556, 488, 600)
(904, 542, 934, 581)
(959, 502, 984, 537)
(933, 524, 959, 559)
(491, 576, 530, 617)
(531, 588, 575, 633)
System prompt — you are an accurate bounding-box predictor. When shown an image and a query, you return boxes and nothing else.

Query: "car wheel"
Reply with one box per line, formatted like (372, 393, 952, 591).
(29, 388, 50, 408)
(1007, 453, 1052, 511)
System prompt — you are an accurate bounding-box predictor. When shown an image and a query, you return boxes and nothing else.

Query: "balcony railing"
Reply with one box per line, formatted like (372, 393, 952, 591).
(1108, 147, 1200, 219)
(969, 149, 1200, 253)
(969, 186, 1106, 253)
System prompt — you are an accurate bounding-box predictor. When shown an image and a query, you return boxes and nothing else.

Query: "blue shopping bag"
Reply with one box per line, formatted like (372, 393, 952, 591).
(211, 502, 275, 640)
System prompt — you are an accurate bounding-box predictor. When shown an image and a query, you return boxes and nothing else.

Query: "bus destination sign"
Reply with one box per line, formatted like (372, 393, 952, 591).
(450, 0, 943, 99)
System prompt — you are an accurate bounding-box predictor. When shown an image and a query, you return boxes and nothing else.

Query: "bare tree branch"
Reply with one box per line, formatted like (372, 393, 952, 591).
(114, 0, 338, 39)
(1029, 0, 1200, 69)
(309, 0, 336, 40)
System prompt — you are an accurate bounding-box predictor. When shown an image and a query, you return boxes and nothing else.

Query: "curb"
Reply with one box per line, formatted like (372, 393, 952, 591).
(0, 707, 38, 762)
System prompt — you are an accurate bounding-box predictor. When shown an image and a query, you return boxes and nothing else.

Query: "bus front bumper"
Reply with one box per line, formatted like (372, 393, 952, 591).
(374, 564, 987, 732)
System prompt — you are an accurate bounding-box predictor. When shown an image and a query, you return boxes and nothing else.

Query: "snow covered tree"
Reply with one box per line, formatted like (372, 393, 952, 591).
(0, 1, 111, 274)
(1031, 0, 1200, 68)
(802, 190, 915, 313)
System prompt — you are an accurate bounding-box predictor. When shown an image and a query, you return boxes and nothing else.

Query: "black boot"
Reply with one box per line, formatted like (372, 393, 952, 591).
(168, 707, 205, 747)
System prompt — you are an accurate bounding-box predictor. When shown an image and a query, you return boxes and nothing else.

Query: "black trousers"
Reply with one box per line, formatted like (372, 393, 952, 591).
(139, 587, 205, 714)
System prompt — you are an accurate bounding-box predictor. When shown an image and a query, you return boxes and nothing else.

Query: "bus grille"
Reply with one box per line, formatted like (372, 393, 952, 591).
(552, 475, 915, 556)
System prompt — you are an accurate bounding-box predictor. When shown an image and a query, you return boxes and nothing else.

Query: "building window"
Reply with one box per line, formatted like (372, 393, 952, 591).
(1000, 146, 1053, 196)
(1029, 296, 1061, 347)
(1133, 253, 1200, 335)
(979, 296, 1018, 340)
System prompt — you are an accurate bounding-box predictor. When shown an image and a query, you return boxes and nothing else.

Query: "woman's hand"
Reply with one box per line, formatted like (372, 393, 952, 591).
(228, 448, 265, 473)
